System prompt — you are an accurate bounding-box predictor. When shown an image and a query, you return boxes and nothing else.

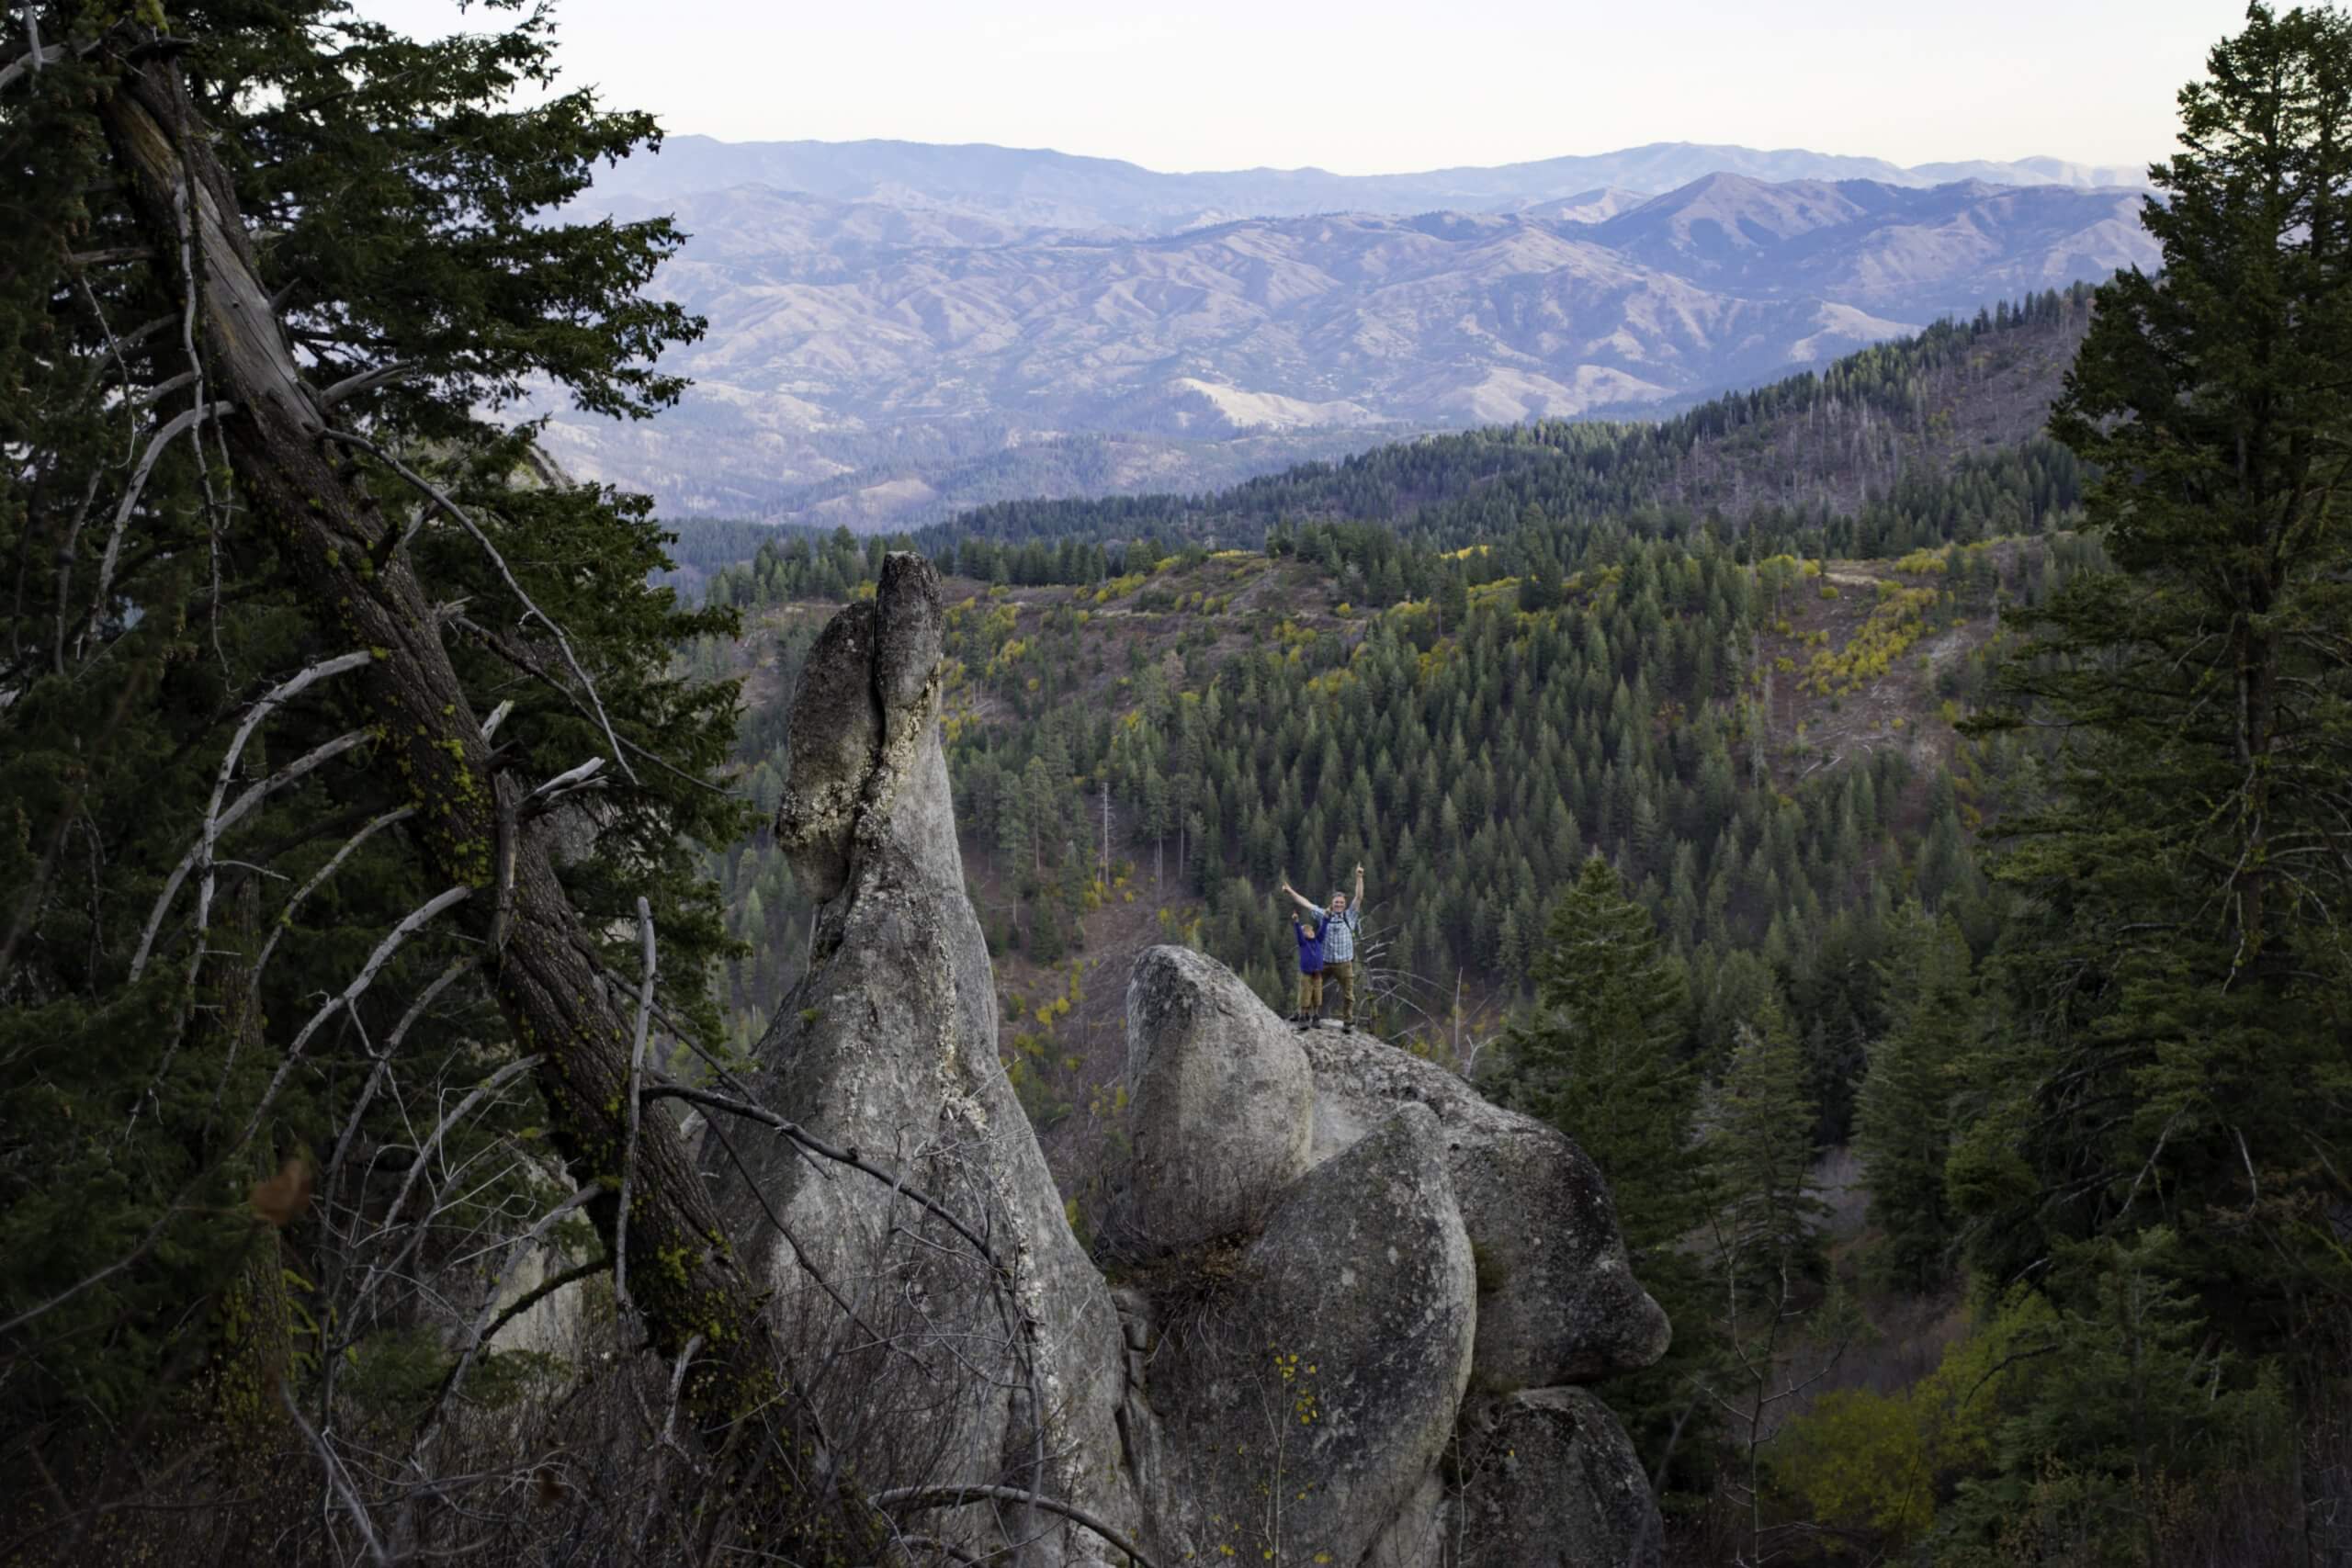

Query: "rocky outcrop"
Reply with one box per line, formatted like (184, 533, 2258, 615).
(1136, 1105, 1476, 1566)
(712, 553, 1134, 1562)
(1454, 1388, 1665, 1568)
(1114, 958, 1669, 1565)
(1298, 1026, 1672, 1389)
(718, 554, 1668, 1566)
(1122, 945, 1315, 1250)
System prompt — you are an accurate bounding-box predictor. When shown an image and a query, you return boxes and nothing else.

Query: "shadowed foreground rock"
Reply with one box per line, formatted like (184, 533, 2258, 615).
(1120, 948, 1669, 1565)
(1136, 1104, 1476, 1565)
(719, 554, 1668, 1566)
(1455, 1388, 1665, 1567)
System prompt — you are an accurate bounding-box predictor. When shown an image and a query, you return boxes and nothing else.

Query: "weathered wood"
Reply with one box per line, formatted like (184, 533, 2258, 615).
(95, 50, 880, 1558)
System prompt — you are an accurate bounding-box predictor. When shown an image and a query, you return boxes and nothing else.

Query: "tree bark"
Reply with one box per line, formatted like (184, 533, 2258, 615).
(96, 51, 876, 1556)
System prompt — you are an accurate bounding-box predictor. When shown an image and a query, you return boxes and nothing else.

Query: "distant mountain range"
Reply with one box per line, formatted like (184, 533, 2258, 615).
(539, 140, 2158, 525)
(589, 136, 2154, 234)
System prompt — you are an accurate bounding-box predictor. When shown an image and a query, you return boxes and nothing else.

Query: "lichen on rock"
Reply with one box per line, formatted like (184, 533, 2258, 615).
(1453, 1386, 1665, 1567)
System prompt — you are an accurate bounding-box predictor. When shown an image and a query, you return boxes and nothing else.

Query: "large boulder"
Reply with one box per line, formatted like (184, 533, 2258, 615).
(1454, 1387, 1665, 1568)
(1136, 1105, 1477, 1568)
(1121, 945, 1315, 1251)
(1300, 1031, 1672, 1390)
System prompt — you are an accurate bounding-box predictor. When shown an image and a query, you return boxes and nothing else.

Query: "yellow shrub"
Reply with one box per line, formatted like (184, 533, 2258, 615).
(1774, 1293, 2051, 1553)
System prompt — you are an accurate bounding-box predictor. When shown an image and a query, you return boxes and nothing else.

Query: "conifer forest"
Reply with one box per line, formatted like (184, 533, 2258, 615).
(3, 1, 2350, 1564)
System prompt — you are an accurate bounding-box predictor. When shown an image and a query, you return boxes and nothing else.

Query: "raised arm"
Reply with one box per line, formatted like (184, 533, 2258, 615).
(1353, 862, 1365, 911)
(1280, 880, 1321, 917)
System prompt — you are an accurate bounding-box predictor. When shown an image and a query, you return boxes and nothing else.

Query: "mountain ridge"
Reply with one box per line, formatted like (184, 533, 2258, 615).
(589, 134, 2155, 233)
(543, 175, 2148, 523)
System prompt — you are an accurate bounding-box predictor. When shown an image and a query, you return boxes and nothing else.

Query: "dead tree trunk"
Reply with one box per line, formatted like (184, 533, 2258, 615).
(96, 51, 879, 1556)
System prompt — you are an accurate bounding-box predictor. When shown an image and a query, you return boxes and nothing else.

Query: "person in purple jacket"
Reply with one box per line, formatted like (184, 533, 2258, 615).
(1289, 908, 1324, 1024)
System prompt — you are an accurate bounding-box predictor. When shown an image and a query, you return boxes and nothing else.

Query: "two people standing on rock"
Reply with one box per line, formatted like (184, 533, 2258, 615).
(1283, 864, 1364, 1032)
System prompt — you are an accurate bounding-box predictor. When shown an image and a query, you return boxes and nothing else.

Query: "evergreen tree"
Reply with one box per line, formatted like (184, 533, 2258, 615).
(1501, 854, 1718, 1491)
(0, 0, 889, 1551)
(1854, 908, 1973, 1290)
(1505, 855, 1700, 1247)
(1955, 1, 2352, 1525)
(1702, 1019, 1832, 1565)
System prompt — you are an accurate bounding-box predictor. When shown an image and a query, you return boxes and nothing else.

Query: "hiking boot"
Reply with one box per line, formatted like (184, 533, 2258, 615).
(1341, 1021, 1353, 1034)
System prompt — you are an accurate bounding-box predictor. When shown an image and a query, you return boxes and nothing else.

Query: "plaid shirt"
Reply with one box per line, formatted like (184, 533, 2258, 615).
(1317, 908, 1361, 964)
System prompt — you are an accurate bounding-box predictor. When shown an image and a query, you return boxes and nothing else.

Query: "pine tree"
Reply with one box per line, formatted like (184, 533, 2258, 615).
(1502, 854, 1719, 1490)
(0, 0, 898, 1549)
(1962, 0, 2352, 1371)
(1702, 1019, 1832, 1562)
(1854, 908, 1973, 1290)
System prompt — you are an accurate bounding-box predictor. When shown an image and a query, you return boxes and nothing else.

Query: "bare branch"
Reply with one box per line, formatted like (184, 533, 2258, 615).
(229, 884, 475, 1158)
(346, 1051, 548, 1340)
(129, 728, 372, 980)
(319, 360, 415, 407)
(50, 470, 102, 676)
(130, 368, 198, 407)
(190, 650, 377, 964)
(0, 37, 94, 93)
(67, 245, 153, 268)
(279, 1381, 390, 1566)
(321, 428, 639, 785)
(526, 755, 607, 807)
(251, 804, 417, 986)
(632, 1332, 707, 1559)
(869, 1486, 1159, 1568)
(322, 957, 477, 1188)
(612, 897, 657, 1323)
(409, 1183, 602, 1473)
(646, 1081, 1000, 1265)
(82, 401, 233, 650)
(469, 1256, 606, 1364)
(454, 614, 738, 799)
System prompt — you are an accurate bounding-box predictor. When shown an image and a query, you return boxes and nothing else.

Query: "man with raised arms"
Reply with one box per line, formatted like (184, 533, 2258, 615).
(1282, 863, 1364, 1032)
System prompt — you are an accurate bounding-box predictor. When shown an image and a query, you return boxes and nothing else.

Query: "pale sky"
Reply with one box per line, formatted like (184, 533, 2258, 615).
(358, 0, 2247, 174)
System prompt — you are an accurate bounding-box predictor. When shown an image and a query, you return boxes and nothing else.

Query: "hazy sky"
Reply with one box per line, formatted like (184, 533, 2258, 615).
(358, 0, 2247, 174)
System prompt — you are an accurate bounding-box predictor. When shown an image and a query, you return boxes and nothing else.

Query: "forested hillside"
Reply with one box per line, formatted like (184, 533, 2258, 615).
(931, 286, 2092, 560)
(688, 294, 2108, 1199)
(697, 526, 2071, 1119)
